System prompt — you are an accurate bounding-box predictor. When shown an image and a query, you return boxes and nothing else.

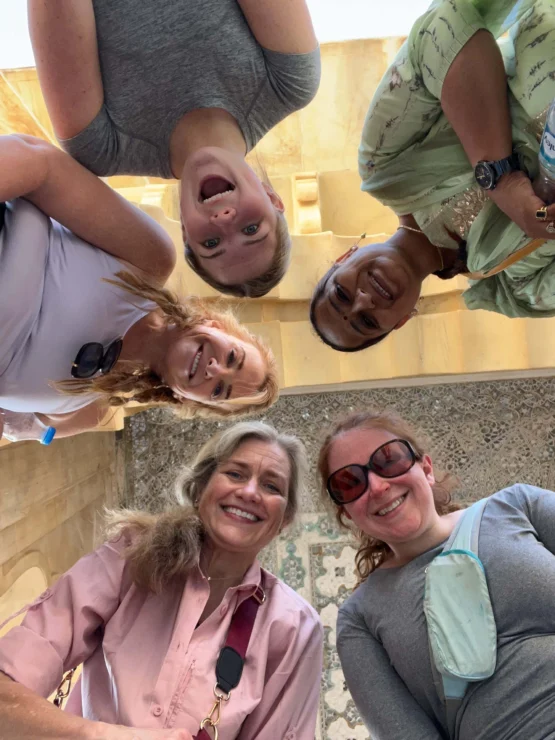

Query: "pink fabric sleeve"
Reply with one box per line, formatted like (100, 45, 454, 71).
(0, 540, 126, 698)
(239, 604, 324, 740)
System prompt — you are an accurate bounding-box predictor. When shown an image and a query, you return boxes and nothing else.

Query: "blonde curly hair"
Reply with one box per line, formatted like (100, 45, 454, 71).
(56, 270, 279, 420)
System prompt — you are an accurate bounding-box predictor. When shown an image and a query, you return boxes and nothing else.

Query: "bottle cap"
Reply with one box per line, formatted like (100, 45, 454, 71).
(40, 427, 56, 445)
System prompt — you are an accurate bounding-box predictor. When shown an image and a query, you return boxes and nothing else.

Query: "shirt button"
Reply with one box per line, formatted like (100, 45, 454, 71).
(152, 705, 163, 717)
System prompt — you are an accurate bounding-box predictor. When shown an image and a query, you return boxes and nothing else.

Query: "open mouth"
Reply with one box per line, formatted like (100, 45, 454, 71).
(368, 272, 394, 301)
(199, 176, 235, 204)
(189, 345, 203, 380)
(222, 505, 262, 523)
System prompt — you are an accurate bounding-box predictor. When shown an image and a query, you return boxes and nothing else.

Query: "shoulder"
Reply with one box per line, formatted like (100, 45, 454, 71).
(489, 483, 551, 507)
(266, 572, 320, 623)
(487, 483, 555, 514)
(338, 581, 367, 624)
(262, 46, 321, 110)
(263, 570, 322, 641)
(34, 539, 128, 607)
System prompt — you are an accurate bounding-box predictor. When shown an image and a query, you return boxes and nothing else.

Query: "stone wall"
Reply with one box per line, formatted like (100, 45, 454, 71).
(124, 377, 555, 740)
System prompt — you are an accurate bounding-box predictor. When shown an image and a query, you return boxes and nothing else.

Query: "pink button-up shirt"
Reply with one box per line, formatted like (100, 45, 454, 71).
(0, 538, 323, 739)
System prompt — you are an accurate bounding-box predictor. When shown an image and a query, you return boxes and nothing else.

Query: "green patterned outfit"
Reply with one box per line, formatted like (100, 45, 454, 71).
(359, 0, 555, 318)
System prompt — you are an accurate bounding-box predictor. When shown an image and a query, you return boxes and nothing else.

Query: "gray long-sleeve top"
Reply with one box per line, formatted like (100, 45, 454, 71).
(337, 485, 555, 740)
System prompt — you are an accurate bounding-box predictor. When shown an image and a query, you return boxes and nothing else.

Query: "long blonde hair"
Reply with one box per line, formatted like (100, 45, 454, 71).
(57, 271, 279, 419)
(105, 421, 308, 592)
(318, 409, 460, 584)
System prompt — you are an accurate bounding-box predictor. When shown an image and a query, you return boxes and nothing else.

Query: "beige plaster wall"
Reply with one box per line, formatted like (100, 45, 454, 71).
(0, 433, 122, 619)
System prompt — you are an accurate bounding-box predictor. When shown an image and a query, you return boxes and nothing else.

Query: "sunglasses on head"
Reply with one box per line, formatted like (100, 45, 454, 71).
(71, 338, 123, 379)
(326, 438, 418, 505)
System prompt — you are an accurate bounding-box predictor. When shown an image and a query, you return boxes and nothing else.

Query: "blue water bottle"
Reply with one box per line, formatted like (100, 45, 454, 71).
(1, 410, 56, 444)
(533, 99, 555, 204)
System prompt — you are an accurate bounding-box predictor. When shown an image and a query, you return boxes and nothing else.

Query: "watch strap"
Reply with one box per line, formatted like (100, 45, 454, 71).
(490, 152, 520, 180)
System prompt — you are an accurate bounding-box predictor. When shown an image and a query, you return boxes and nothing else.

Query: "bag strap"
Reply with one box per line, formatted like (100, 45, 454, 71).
(52, 573, 266, 728)
(437, 497, 490, 738)
(443, 497, 490, 554)
(195, 577, 266, 740)
(466, 238, 545, 280)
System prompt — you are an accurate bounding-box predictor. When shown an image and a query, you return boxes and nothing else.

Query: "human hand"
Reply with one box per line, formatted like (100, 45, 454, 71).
(489, 170, 555, 240)
(93, 723, 194, 740)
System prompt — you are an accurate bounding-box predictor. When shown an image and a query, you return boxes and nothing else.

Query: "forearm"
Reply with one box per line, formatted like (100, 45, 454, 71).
(36, 403, 111, 438)
(0, 135, 49, 202)
(441, 29, 512, 166)
(22, 139, 174, 279)
(0, 673, 96, 740)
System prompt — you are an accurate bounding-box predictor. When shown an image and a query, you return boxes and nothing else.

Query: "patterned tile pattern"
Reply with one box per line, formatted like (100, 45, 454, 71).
(124, 377, 555, 739)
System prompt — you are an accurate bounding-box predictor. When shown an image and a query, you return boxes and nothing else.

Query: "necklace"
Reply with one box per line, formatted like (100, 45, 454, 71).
(397, 224, 444, 272)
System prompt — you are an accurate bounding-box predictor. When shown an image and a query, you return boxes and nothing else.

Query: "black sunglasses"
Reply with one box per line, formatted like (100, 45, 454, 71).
(71, 338, 123, 379)
(327, 438, 418, 505)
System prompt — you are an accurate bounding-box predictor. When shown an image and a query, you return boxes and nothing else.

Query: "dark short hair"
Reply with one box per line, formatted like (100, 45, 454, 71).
(184, 212, 290, 298)
(309, 265, 390, 352)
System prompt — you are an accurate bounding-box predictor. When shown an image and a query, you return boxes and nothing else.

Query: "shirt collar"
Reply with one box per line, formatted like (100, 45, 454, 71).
(194, 559, 278, 596)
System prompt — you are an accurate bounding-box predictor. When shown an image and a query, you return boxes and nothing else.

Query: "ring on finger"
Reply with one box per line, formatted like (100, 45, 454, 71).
(536, 206, 549, 221)
(547, 221, 555, 234)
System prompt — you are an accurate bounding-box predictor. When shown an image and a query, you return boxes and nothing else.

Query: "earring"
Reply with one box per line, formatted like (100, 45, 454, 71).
(410, 308, 419, 317)
(336, 232, 368, 264)
(336, 245, 358, 264)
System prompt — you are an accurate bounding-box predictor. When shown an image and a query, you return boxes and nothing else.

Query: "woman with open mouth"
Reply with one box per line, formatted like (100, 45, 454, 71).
(310, 0, 555, 353)
(0, 135, 278, 442)
(0, 421, 323, 740)
(28, 0, 321, 298)
(318, 408, 555, 740)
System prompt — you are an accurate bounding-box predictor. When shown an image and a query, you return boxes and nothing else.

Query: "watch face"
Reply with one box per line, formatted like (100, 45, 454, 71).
(475, 162, 494, 189)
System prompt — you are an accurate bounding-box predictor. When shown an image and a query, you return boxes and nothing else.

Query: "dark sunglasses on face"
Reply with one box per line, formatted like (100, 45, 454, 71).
(71, 338, 123, 379)
(327, 438, 418, 505)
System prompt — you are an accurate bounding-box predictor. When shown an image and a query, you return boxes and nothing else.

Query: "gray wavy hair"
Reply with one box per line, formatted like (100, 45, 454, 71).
(176, 420, 306, 523)
(105, 421, 307, 592)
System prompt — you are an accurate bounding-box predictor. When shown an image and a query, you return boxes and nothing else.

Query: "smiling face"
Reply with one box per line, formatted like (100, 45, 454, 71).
(312, 243, 422, 350)
(180, 147, 285, 286)
(198, 439, 291, 557)
(163, 323, 267, 405)
(326, 426, 437, 548)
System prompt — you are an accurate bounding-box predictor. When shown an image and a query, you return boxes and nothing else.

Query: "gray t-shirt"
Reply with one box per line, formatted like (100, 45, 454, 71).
(62, 0, 321, 178)
(337, 485, 555, 740)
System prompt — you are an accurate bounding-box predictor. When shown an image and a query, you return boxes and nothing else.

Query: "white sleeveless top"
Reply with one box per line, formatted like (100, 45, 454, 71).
(0, 199, 154, 414)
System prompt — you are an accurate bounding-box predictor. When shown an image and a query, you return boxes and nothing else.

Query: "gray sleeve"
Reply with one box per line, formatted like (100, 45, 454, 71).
(261, 46, 321, 110)
(506, 484, 555, 554)
(60, 105, 169, 178)
(337, 602, 446, 740)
